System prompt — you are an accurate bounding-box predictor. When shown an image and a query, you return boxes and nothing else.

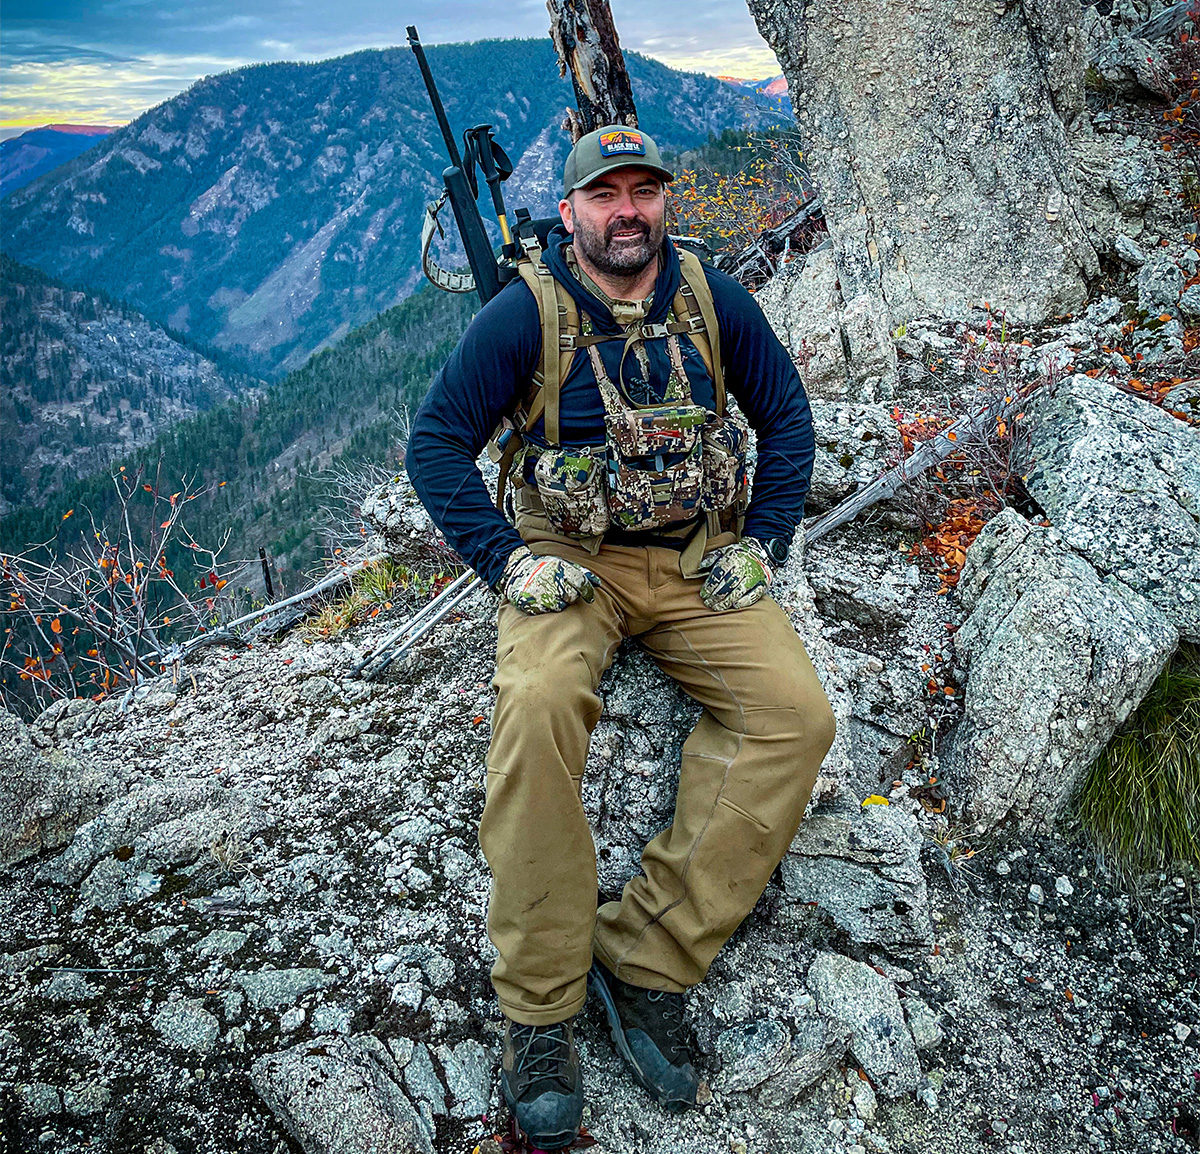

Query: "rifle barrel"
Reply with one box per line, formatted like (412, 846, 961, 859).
(406, 26, 462, 169)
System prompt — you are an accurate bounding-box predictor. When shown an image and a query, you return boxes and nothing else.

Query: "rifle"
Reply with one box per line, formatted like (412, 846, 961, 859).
(408, 25, 516, 305)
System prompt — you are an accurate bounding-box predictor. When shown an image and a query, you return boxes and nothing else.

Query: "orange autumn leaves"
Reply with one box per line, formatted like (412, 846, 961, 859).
(890, 406, 1024, 594)
(668, 146, 806, 255)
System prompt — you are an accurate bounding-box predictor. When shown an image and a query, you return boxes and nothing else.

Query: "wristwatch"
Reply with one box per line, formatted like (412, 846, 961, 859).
(757, 537, 791, 566)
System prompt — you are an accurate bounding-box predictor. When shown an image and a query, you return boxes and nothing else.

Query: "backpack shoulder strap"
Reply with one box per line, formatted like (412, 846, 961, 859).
(673, 250, 725, 416)
(514, 252, 577, 447)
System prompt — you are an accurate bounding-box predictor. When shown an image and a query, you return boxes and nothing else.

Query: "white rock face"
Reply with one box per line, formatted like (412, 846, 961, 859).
(748, 0, 1097, 361)
(0, 710, 121, 871)
(1024, 374, 1200, 641)
(943, 508, 1179, 832)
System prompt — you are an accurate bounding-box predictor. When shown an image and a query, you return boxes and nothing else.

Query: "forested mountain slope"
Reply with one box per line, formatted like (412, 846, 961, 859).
(1, 282, 475, 589)
(0, 255, 257, 517)
(1, 39, 778, 377)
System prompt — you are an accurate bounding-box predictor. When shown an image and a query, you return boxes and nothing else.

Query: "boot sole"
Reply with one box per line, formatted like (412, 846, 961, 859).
(501, 1082, 580, 1151)
(587, 963, 693, 1112)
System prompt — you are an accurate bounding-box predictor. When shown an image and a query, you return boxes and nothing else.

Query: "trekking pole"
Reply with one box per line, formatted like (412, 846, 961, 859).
(350, 570, 483, 678)
(360, 575, 484, 680)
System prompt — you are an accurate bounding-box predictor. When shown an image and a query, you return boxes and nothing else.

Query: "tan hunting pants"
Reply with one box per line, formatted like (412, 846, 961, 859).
(481, 538, 837, 1025)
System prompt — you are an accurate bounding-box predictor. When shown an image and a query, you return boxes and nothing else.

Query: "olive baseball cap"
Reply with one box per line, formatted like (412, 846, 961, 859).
(563, 124, 674, 196)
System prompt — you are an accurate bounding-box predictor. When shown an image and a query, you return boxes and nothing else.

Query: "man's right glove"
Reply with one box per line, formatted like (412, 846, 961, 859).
(698, 537, 774, 612)
(500, 545, 602, 615)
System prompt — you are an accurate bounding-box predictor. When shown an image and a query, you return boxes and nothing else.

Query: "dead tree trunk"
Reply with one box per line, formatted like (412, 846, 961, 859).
(547, 0, 639, 142)
(746, 0, 1099, 340)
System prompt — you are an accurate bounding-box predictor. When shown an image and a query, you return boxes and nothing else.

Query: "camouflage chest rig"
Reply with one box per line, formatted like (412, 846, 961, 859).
(487, 226, 749, 575)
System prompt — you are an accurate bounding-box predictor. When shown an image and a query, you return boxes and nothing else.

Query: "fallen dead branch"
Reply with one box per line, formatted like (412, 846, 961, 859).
(803, 375, 1048, 547)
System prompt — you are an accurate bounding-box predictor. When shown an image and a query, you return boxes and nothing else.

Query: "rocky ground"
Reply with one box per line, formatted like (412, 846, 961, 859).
(7, 4, 1200, 1149)
(2, 481, 1198, 1154)
(5, 285, 1200, 1154)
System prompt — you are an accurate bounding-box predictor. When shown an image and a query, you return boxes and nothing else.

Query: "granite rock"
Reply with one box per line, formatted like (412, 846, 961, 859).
(943, 508, 1178, 831)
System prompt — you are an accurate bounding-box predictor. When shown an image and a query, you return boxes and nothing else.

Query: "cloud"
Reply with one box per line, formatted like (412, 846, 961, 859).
(0, 38, 135, 66)
(179, 14, 263, 34)
(0, 51, 258, 127)
(645, 44, 782, 79)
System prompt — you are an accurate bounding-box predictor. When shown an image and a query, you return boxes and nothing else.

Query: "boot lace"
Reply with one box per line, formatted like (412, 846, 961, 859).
(646, 989, 688, 1060)
(511, 1022, 573, 1093)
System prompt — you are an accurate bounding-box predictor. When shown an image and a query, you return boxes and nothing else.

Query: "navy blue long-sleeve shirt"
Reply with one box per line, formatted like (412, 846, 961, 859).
(406, 232, 814, 590)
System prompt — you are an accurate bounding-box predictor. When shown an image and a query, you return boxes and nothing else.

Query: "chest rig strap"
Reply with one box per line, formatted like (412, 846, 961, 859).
(488, 245, 725, 510)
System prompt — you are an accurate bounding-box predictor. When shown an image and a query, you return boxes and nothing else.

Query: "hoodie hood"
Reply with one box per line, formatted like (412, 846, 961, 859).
(541, 223, 681, 334)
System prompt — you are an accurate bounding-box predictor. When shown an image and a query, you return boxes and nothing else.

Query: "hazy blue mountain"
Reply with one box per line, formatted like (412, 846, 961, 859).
(0, 254, 258, 517)
(2, 39, 780, 378)
(0, 125, 116, 198)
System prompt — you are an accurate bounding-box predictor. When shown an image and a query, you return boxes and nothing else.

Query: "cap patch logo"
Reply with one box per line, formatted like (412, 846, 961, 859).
(598, 130, 646, 158)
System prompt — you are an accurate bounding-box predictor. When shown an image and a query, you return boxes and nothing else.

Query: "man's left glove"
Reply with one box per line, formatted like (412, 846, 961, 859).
(500, 545, 602, 615)
(699, 537, 774, 613)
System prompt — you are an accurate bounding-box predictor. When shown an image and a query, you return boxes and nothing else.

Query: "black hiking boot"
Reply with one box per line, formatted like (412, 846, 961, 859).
(500, 1018, 584, 1150)
(588, 959, 698, 1111)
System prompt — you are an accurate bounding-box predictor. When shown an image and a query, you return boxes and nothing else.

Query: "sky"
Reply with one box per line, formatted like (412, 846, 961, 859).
(0, 1, 782, 139)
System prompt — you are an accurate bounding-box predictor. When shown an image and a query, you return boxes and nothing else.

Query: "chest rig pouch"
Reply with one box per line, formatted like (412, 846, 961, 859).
(585, 321, 747, 532)
(488, 242, 748, 545)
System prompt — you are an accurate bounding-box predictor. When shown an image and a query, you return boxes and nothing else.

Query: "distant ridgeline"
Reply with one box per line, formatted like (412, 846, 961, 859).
(0, 125, 117, 198)
(1, 38, 784, 380)
(0, 282, 475, 589)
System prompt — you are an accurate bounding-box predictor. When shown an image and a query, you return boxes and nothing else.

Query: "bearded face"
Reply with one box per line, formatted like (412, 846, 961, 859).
(562, 170, 668, 279)
(570, 205, 667, 277)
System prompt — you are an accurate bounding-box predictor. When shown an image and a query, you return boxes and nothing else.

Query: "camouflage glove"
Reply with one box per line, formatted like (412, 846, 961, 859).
(500, 546, 602, 615)
(698, 537, 774, 613)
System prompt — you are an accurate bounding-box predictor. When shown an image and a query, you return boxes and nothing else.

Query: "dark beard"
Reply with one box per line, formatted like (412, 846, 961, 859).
(573, 213, 666, 277)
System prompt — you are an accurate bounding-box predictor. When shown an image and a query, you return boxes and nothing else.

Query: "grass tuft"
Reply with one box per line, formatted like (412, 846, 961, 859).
(1075, 641, 1200, 878)
(300, 557, 451, 640)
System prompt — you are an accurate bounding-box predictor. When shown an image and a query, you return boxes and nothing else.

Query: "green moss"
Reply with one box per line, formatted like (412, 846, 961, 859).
(1075, 641, 1200, 877)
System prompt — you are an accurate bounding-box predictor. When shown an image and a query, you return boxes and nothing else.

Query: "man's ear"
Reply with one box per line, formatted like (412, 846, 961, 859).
(558, 196, 575, 234)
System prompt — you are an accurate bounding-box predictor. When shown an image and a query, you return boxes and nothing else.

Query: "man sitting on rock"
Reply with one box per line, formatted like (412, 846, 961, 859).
(406, 124, 836, 1149)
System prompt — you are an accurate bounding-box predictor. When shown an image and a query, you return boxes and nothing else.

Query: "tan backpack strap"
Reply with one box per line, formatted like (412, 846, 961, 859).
(553, 290, 579, 442)
(515, 259, 576, 446)
(676, 249, 725, 415)
(514, 261, 549, 442)
(540, 268, 562, 445)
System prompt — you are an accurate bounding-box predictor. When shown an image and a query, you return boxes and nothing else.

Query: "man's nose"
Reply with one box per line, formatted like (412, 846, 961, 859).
(610, 189, 639, 216)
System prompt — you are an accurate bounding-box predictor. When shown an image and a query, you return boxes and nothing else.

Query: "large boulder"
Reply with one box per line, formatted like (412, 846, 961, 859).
(0, 709, 120, 871)
(1024, 374, 1200, 641)
(942, 508, 1178, 832)
(747, 0, 1096, 340)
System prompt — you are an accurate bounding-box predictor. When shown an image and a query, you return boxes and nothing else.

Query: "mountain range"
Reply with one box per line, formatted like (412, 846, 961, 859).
(0, 125, 116, 198)
(716, 74, 790, 105)
(2, 39, 780, 379)
(1, 278, 474, 591)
